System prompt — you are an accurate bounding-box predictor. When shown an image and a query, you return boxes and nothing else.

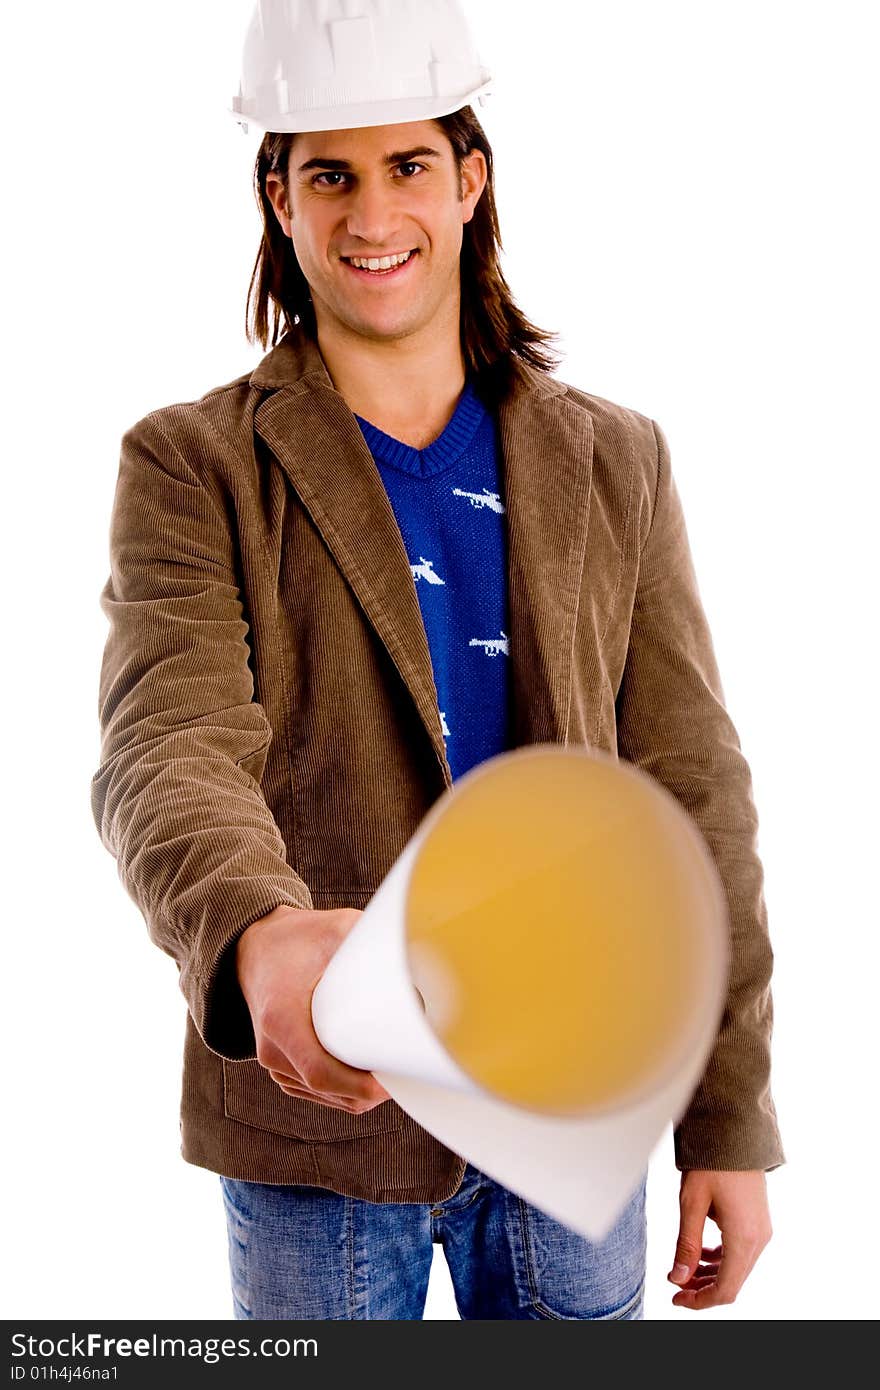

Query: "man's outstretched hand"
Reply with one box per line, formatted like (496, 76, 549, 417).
(668, 1169, 773, 1310)
(236, 903, 393, 1114)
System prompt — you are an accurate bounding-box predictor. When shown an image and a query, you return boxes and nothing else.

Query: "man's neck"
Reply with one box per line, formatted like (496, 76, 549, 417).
(313, 314, 470, 451)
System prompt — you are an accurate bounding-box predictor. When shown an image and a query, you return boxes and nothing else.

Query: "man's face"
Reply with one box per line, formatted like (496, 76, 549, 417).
(266, 120, 487, 345)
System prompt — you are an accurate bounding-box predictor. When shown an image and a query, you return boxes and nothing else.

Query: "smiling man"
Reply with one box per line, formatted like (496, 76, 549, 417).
(271, 123, 488, 446)
(91, 0, 785, 1320)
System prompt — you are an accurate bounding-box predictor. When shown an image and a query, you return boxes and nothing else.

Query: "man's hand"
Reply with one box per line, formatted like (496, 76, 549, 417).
(236, 904, 392, 1114)
(667, 1170, 773, 1310)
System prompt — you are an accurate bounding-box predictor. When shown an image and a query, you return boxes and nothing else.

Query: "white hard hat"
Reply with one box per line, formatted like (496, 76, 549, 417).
(230, 0, 493, 136)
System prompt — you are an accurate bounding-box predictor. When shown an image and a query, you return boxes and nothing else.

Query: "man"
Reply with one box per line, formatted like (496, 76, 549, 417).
(90, 0, 784, 1319)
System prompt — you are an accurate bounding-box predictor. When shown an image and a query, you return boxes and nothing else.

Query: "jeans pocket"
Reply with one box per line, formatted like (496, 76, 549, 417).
(517, 1173, 648, 1320)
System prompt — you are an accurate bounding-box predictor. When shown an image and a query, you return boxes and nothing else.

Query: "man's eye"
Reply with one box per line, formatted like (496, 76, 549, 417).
(311, 163, 426, 188)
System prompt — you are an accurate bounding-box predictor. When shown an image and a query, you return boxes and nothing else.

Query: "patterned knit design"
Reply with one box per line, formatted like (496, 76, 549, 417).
(355, 380, 513, 781)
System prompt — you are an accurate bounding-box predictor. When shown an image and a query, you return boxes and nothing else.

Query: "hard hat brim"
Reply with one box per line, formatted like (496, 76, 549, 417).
(229, 76, 492, 136)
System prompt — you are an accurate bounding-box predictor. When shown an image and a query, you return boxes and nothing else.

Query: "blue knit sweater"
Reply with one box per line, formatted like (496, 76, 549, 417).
(355, 379, 512, 782)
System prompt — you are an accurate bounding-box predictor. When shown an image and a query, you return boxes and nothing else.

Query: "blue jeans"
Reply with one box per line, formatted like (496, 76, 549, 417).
(220, 1162, 647, 1320)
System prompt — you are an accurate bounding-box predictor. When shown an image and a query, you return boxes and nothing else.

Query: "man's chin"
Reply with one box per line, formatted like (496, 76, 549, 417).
(335, 310, 423, 344)
(310, 289, 433, 346)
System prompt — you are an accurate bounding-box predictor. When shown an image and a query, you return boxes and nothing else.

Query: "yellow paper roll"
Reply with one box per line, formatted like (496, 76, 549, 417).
(405, 746, 724, 1118)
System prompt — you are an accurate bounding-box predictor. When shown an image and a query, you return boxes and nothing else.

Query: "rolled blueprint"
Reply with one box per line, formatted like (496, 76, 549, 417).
(311, 743, 729, 1241)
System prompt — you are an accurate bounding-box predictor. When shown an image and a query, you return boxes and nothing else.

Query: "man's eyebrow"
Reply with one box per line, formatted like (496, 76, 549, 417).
(296, 146, 443, 174)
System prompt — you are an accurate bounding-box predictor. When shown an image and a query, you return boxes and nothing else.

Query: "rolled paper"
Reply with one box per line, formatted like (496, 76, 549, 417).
(311, 743, 729, 1241)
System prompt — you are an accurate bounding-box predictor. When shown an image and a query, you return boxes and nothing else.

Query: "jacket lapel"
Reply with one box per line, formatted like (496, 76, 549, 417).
(255, 372, 449, 776)
(251, 332, 594, 783)
(498, 379, 594, 747)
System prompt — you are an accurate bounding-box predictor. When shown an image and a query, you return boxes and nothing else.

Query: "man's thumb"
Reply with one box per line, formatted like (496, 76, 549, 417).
(668, 1216, 704, 1284)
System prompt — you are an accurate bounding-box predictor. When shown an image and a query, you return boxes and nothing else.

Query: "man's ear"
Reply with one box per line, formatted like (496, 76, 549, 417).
(265, 174, 293, 238)
(460, 149, 488, 224)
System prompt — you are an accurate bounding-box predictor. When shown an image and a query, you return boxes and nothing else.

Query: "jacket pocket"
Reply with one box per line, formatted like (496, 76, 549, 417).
(221, 1058, 406, 1144)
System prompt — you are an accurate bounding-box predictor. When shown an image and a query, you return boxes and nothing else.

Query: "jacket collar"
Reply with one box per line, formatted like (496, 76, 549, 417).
(251, 330, 594, 788)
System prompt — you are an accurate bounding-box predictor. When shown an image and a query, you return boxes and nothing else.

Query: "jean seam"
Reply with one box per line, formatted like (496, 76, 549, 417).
(517, 1195, 547, 1314)
(345, 1195, 356, 1320)
(601, 1278, 646, 1321)
(518, 1195, 646, 1321)
(219, 1177, 254, 1319)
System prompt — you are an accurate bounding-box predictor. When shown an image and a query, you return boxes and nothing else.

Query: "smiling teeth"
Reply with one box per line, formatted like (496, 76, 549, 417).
(348, 250, 414, 270)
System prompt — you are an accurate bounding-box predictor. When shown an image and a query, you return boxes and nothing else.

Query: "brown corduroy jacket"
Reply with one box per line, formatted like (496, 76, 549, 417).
(90, 328, 785, 1202)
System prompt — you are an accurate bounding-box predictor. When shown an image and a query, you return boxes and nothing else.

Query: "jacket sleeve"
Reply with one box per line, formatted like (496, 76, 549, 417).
(90, 409, 315, 1062)
(615, 418, 785, 1172)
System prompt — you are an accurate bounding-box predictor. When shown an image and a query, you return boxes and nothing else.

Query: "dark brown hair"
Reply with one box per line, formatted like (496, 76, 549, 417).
(244, 106, 561, 402)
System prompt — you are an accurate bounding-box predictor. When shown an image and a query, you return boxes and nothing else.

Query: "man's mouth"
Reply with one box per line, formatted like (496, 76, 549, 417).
(340, 249, 418, 278)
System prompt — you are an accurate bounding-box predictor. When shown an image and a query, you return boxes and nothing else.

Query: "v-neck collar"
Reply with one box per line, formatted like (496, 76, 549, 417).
(354, 379, 488, 477)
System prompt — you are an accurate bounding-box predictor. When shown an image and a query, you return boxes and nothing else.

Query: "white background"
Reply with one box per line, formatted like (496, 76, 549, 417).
(4, 0, 877, 1321)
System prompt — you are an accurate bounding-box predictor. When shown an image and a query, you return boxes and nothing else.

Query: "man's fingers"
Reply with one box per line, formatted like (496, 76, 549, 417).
(266, 1054, 388, 1106)
(683, 1262, 720, 1280)
(267, 1062, 388, 1112)
(270, 1074, 375, 1112)
(299, 1053, 389, 1101)
(266, 1060, 304, 1082)
(278, 1087, 365, 1113)
(669, 1189, 710, 1283)
(672, 1236, 759, 1308)
(259, 1017, 387, 1103)
(673, 1284, 731, 1309)
(305, 1046, 390, 1102)
(676, 1276, 716, 1292)
(293, 1007, 392, 1101)
(671, 1258, 720, 1296)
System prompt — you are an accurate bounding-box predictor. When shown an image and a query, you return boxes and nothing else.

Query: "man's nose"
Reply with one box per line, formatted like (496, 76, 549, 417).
(344, 178, 402, 247)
